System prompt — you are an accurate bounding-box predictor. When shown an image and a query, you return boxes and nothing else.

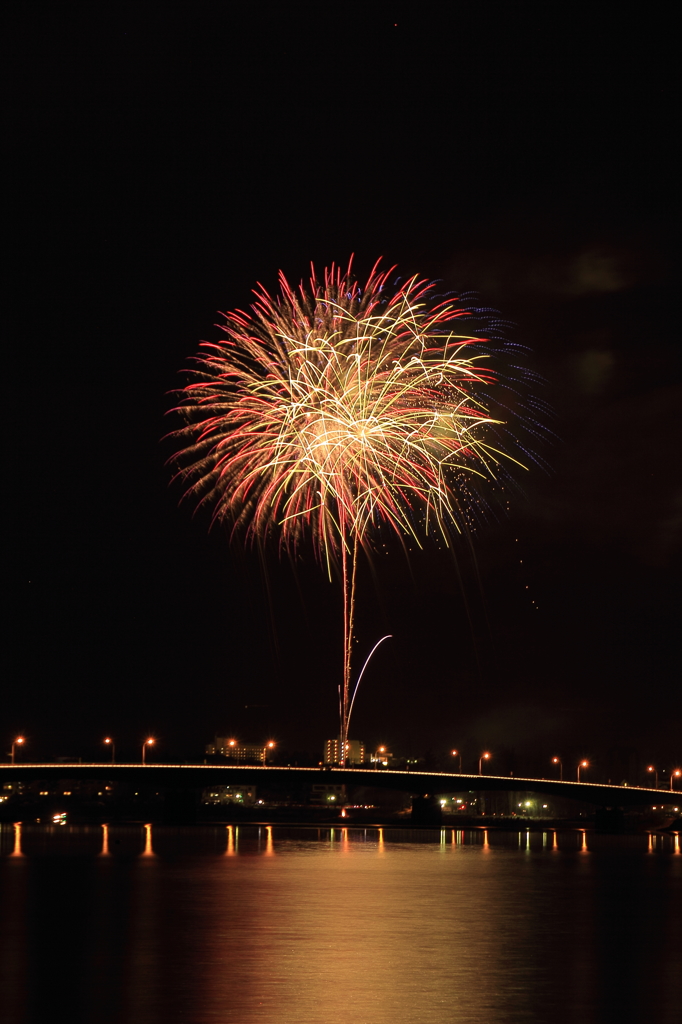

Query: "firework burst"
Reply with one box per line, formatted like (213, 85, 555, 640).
(170, 258, 529, 759)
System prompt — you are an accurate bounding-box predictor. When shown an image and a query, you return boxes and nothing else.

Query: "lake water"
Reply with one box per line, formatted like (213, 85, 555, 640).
(1, 824, 680, 1023)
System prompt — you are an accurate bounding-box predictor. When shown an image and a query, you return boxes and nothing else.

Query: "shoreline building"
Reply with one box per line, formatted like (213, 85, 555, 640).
(324, 738, 365, 765)
(203, 786, 257, 806)
(369, 746, 394, 767)
(206, 738, 274, 763)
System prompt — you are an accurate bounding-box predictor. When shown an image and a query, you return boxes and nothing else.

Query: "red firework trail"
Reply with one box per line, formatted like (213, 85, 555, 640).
(169, 257, 528, 759)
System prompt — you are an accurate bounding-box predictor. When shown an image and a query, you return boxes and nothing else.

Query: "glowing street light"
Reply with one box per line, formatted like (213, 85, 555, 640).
(647, 765, 658, 789)
(142, 738, 155, 765)
(671, 769, 681, 791)
(103, 737, 115, 764)
(373, 745, 388, 768)
(451, 749, 462, 773)
(479, 752, 491, 775)
(11, 736, 25, 764)
(551, 756, 563, 781)
(263, 741, 275, 764)
(577, 760, 588, 782)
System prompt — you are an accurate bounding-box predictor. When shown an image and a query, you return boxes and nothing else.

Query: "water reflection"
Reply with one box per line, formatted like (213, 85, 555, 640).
(225, 824, 235, 856)
(256, 825, 275, 856)
(141, 823, 155, 857)
(11, 822, 23, 857)
(0, 825, 680, 1024)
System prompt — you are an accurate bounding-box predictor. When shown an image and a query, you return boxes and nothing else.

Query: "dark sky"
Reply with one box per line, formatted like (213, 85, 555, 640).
(5, 4, 680, 775)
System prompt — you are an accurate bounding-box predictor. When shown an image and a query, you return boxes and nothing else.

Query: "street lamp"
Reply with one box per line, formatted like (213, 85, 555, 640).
(647, 765, 658, 789)
(479, 752, 491, 775)
(551, 756, 563, 781)
(103, 737, 115, 763)
(577, 760, 588, 782)
(451, 750, 462, 773)
(263, 741, 275, 764)
(11, 736, 25, 764)
(671, 769, 681, 791)
(374, 745, 388, 767)
(142, 738, 155, 765)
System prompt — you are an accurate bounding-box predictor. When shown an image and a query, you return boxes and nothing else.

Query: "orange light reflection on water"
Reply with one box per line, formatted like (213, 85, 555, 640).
(141, 823, 155, 857)
(11, 823, 23, 857)
(195, 826, 558, 1022)
(225, 825, 235, 856)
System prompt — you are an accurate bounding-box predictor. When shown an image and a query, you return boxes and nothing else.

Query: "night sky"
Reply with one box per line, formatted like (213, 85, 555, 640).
(5, 5, 680, 776)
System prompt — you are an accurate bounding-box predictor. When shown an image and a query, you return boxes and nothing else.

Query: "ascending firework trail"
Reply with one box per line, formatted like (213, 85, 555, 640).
(169, 258, 533, 761)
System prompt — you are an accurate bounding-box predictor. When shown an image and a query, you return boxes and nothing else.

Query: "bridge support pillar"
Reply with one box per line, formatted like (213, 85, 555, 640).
(410, 794, 442, 827)
(162, 787, 200, 824)
(594, 806, 625, 832)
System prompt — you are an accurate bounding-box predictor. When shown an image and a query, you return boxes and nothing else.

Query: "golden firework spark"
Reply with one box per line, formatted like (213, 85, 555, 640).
(170, 259, 527, 758)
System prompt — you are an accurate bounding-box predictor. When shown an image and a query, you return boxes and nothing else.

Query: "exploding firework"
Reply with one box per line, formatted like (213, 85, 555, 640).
(170, 258, 530, 759)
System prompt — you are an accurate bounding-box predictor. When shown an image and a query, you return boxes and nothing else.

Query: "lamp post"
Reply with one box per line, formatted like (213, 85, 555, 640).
(671, 769, 681, 791)
(647, 765, 658, 789)
(142, 738, 154, 765)
(103, 737, 115, 764)
(263, 741, 275, 764)
(551, 756, 563, 781)
(451, 750, 462, 773)
(577, 760, 588, 782)
(479, 752, 491, 775)
(11, 737, 25, 764)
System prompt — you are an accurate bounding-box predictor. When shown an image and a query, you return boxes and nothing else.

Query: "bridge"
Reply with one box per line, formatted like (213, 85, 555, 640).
(0, 763, 675, 807)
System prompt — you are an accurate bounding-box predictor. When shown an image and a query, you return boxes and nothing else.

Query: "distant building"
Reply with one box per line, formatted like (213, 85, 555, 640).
(369, 746, 394, 767)
(324, 738, 365, 765)
(206, 737, 271, 763)
(202, 786, 256, 806)
(310, 784, 346, 805)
